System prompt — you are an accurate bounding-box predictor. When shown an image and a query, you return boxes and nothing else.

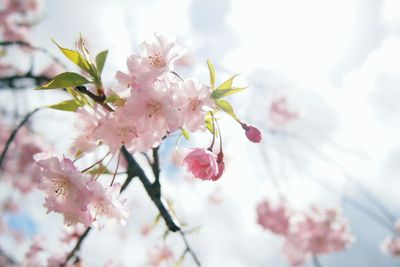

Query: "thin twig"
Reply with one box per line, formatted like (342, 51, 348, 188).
(62, 227, 91, 266)
(179, 230, 202, 267)
(0, 108, 40, 171)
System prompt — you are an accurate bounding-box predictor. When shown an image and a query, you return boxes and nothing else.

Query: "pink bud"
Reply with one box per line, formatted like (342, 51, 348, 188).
(183, 148, 219, 180)
(242, 123, 262, 143)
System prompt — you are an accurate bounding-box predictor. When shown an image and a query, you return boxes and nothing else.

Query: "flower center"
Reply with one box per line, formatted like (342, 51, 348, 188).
(148, 53, 166, 68)
(51, 177, 70, 198)
(146, 101, 163, 118)
(117, 127, 136, 144)
(189, 99, 201, 112)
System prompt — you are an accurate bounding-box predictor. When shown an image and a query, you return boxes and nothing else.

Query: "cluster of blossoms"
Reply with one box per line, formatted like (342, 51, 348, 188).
(0, 0, 43, 41)
(0, 119, 45, 193)
(34, 153, 129, 229)
(381, 220, 400, 257)
(256, 200, 354, 267)
(41, 33, 262, 182)
(30, 33, 261, 230)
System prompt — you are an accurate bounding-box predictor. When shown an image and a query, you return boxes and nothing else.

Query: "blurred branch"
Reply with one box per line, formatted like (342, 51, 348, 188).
(0, 108, 40, 171)
(312, 255, 323, 267)
(0, 247, 17, 266)
(0, 40, 67, 69)
(267, 133, 394, 231)
(0, 72, 51, 89)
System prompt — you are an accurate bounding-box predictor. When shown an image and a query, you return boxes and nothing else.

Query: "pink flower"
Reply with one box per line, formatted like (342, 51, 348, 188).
(116, 33, 183, 90)
(87, 181, 129, 230)
(93, 106, 139, 153)
(175, 78, 215, 132)
(256, 200, 290, 235)
(34, 153, 93, 226)
(282, 208, 353, 267)
(381, 219, 400, 257)
(183, 148, 219, 180)
(242, 123, 262, 143)
(147, 245, 174, 267)
(71, 106, 105, 155)
(382, 236, 400, 257)
(268, 97, 298, 126)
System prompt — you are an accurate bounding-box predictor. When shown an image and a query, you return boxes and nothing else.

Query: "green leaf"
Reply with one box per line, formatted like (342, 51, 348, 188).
(47, 99, 83, 112)
(52, 39, 91, 73)
(211, 87, 247, 99)
(95, 50, 108, 75)
(216, 74, 239, 90)
(207, 59, 216, 89)
(87, 164, 112, 175)
(181, 128, 190, 140)
(215, 99, 239, 120)
(36, 72, 90, 90)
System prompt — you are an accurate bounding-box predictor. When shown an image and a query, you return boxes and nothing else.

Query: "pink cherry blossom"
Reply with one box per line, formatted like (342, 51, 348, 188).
(34, 153, 93, 226)
(147, 245, 174, 267)
(116, 33, 183, 90)
(256, 200, 290, 235)
(71, 106, 105, 155)
(268, 97, 298, 126)
(283, 208, 353, 267)
(183, 148, 219, 180)
(87, 181, 129, 229)
(175, 78, 215, 132)
(93, 106, 139, 153)
(381, 236, 400, 257)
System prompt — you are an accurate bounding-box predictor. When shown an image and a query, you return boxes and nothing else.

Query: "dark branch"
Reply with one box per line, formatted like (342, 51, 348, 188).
(0, 108, 40, 171)
(151, 146, 160, 186)
(75, 86, 114, 112)
(121, 146, 180, 231)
